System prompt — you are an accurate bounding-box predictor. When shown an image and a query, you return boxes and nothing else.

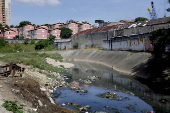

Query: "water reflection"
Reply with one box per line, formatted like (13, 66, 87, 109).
(55, 61, 170, 112)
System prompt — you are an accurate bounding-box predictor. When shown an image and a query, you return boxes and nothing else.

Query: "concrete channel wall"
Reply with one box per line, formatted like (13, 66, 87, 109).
(58, 50, 151, 75)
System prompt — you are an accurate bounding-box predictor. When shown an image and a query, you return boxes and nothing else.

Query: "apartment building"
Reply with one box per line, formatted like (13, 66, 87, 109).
(0, 0, 11, 26)
(18, 24, 35, 38)
(48, 28, 61, 39)
(3, 28, 18, 39)
(78, 23, 91, 32)
(59, 22, 79, 35)
(0, 0, 5, 26)
(28, 27, 48, 39)
(5, 0, 11, 26)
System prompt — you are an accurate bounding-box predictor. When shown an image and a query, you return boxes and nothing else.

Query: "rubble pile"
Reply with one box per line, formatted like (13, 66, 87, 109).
(64, 102, 91, 112)
(79, 76, 101, 84)
(97, 92, 118, 100)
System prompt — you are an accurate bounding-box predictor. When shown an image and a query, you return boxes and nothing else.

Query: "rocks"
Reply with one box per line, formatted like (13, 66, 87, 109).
(11, 88, 20, 93)
(0, 85, 2, 88)
(38, 100, 43, 107)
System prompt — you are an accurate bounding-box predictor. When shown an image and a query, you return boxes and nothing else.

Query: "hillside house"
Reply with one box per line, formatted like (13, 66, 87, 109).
(78, 23, 91, 32)
(48, 28, 61, 39)
(28, 27, 48, 39)
(18, 24, 35, 38)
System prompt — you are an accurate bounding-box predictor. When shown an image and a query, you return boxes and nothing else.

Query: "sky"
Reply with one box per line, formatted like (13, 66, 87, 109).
(11, 0, 170, 26)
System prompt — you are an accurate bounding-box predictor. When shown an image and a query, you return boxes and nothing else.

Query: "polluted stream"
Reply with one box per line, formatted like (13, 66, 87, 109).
(52, 61, 170, 113)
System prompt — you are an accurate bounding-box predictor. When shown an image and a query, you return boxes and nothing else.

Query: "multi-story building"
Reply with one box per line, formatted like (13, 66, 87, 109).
(18, 24, 35, 38)
(0, 0, 5, 26)
(59, 22, 79, 35)
(5, 0, 11, 26)
(0, 0, 11, 26)
(78, 23, 91, 32)
(48, 28, 61, 39)
(3, 28, 18, 39)
(48, 23, 63, 29)
(28, 27, 48, 39)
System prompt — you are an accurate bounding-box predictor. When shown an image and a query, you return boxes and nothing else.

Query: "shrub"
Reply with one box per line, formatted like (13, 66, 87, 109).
(0, 37, 7, 47)
(35, 39, 50, 50)
(24, 38, 29, 44)
(13, 35, 19, 39)
(31, 39, 35, 44)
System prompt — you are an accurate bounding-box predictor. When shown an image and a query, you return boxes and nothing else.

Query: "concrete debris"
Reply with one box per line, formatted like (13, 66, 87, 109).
(65, 102, 91, 112)
(38, 100, 43, 107)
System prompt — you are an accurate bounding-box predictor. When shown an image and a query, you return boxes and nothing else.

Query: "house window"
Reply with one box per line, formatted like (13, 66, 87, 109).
(42, 30, 44, 32)
(8, 32, 10, 34)
(8, 36, 10, 38)
(85, 25, 86, 27)
(30, 27, 32, 28)
(55, 31, 57, 33)
(74, 29, 75, 31)
(42, 35, 44, 37)
(74, 33, 75, 34)
(74, 24, 75, 26)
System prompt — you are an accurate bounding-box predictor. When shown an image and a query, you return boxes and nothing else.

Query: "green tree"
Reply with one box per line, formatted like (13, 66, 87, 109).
(149, 28, 170, 58)
(0, 24, 4, 32)
(35, 39, 50, 50)
(13, 35, 19, 39)
(134, 17, 148, 22)
(5, 25, 9, 28)
(24, 38, 29, 44)
(10, 25, 14, 28)
(95, 20, 104, 24)
(48, 35, 56, 42)
(31, 39, 35, 44)
(0, 37, 7, 47)
(59, 27, 73, 39)
(18, 21, 31, 27)
(66, 19, 76, 23)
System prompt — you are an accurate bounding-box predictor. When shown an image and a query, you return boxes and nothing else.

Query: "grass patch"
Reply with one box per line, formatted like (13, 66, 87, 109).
(0, 43, 36, 53)
(0, 53, 66, 76)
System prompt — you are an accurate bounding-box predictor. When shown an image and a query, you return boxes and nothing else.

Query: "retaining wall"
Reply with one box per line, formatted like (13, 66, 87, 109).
(5, 39, 41, 43)
(58, 50, 151, 76)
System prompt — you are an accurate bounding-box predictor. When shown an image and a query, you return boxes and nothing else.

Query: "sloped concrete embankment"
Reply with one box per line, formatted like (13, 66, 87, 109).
(58, 50, 151, 76)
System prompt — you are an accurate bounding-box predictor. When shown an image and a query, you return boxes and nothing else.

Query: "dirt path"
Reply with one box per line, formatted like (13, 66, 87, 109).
(46, 57, 75, 68)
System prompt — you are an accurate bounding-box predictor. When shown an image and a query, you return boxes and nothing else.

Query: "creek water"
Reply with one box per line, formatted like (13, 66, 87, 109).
(54, 61, 170, 113)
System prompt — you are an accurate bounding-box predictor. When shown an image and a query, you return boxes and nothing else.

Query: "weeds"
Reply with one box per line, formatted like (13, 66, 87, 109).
(2, 100, 24, 113)
(0, 53, 66, 75)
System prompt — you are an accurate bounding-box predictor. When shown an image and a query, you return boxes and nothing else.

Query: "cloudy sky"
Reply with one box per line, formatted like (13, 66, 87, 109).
(11, 0, 170, 25)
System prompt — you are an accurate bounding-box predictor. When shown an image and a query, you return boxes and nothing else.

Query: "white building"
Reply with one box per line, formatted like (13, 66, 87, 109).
(5, 0, 11, 26)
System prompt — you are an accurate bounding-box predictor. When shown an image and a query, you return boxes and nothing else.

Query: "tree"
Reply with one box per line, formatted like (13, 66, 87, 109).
(134, 17, 148, 22)
(18, 21, 31, 27)
(66, 19, 76, 23)
(59, 27, 73, 39)
(95, 20, 104, 24)
(13, 35, 19, 39)
(10, 25, 14, 28)
(48, 35, 56, 42)
(0, 24, 4, 32)
(149, 28, 170, 58)
(5, 25, 9, 28)
(0, 37, 7, 47)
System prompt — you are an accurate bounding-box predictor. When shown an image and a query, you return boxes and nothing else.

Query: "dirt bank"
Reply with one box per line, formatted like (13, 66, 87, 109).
(0, 62, 76, 113)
